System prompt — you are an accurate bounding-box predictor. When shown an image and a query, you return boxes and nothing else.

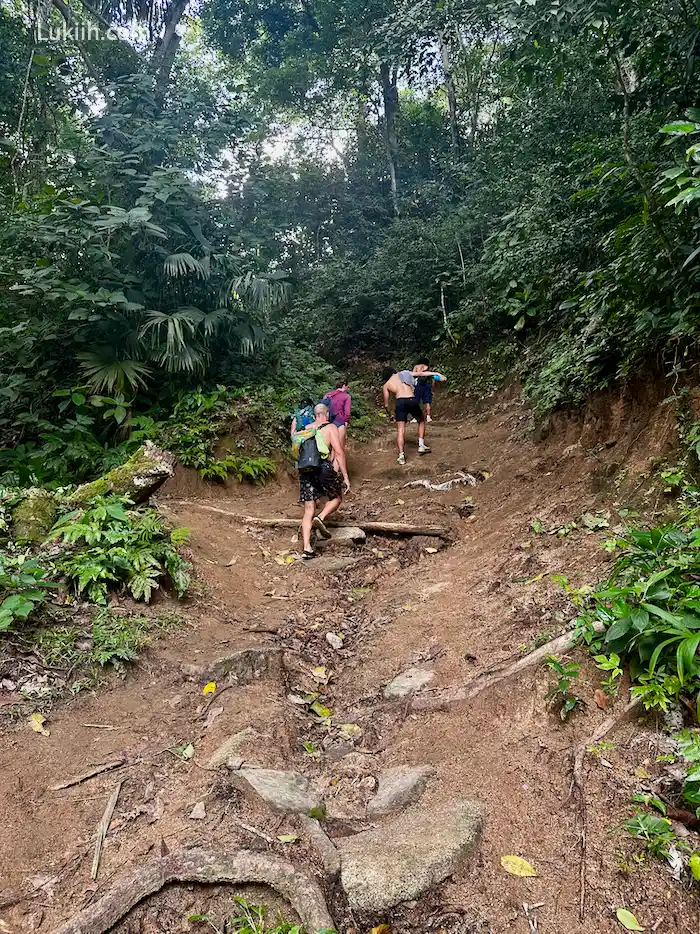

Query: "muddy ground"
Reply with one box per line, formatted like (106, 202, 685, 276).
(1, 385, 699, 934)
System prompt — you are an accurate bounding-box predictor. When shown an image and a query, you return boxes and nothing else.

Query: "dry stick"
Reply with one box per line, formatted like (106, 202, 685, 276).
(234, 819, 274, 844)
(570, 697, 642, 920)
(81, 723, 122, 731)
(411, 623, 605, 711)
(92, 781, 122, 881)
(50, 757, 126, 791)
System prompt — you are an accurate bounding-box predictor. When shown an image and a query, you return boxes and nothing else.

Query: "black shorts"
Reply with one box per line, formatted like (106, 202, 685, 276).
(395, 397, 424, 422)
(299, 462, 343, 502)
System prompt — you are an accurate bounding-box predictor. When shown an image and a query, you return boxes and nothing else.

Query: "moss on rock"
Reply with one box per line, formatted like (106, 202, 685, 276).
(12, 488, 57, 543)
(70, 441, 176, 504)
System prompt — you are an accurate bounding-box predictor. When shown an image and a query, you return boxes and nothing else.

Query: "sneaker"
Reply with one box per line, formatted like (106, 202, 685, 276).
(302, 549, 316, 560)
(397, 452, 406, 465)
(426, 415, 433, 422)
(418, 445, 432, 455)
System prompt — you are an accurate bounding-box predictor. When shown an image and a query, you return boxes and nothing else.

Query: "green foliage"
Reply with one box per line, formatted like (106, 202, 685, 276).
(49, 496, 190, 604)
(188, 897, 336, 934)
(544, 654, 581, 720)
(577, 524, 700, 710)
(0, 554, 55, 632)
(594, 652, 623, 697)
(624, 812, 678, 859)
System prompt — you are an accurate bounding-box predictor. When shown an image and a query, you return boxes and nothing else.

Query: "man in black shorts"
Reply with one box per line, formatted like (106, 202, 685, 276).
(382, 366, 445, 465)
(298, 403, 350, 559)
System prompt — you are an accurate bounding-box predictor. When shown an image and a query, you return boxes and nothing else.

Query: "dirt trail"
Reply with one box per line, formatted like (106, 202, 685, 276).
(0, 394, 695, 934)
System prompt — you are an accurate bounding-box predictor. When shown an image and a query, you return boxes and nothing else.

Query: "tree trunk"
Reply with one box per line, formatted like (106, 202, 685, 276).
(439, 33, 461, 156)
(380, 61, 400, 216)
(151, 0, 190, 109)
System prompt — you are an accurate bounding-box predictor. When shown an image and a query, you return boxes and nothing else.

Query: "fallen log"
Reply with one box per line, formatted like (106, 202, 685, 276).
(166, 501, 450, 538)
(70, 441, 176, 504)
(52, 847, 334, 934)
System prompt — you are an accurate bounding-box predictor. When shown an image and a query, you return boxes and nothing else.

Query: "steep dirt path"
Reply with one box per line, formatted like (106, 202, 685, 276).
(0, 396, 695, 934)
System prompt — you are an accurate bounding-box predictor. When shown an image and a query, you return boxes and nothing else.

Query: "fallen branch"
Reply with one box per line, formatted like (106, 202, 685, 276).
(92, 781, 122, 880)
(666, 806, 700, 830)
(166, 501, 450, 537)
(412, 623, 605, 711)
(50, 757, 126, 791)
(53, 847, 334, 934)
(570, 697, 642, 921)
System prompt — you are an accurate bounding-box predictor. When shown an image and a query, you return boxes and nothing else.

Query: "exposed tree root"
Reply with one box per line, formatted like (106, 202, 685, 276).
(52, 848, 335, 934)
(570, 697, 642, 920)
(411, 623, 605, 712)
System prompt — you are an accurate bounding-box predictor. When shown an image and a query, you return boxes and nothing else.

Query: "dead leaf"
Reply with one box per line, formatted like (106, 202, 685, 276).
(616, 908, 644, 931)
(371, 926, 391, 934)
(594, 689, 608, 709)
(600, 758, 613, 769)
(202, 682, 216, 695)
(394, 499, 405, 506)
(278, 833, 298, 844)
(425, 547, 438, 554)
(28, 712, 49, 736)
(500, 855, 537, 877)
(204, 705, 224, 729)
(338, 723, 362, 740)
(311, 666, 330, 684)
(224, 555, 238, 567)
(189, 801, 206, 820)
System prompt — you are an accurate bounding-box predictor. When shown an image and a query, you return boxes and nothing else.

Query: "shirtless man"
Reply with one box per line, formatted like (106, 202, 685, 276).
(382, 366, 446, 464)
(297, 403, 350, 558)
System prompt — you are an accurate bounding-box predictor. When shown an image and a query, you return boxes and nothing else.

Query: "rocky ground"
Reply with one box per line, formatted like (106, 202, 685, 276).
(1, 388, 698, 934)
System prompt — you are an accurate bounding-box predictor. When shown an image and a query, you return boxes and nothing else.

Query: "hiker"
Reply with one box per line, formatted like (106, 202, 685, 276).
(414, 356, 435, 422)
(290, 398, 315, 437)
(322, 379, 352, 449)
(382, 365, 446, 465)
(292, 402, 350, 559)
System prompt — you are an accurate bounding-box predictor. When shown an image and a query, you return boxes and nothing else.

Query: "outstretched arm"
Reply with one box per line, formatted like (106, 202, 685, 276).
(382, 382, 393, 416)
(411, 368, 446, 381)
(328, 425, 350, 491)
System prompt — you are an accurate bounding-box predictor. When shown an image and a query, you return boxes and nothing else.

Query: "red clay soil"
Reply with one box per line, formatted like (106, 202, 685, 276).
(0, 387, 697, 934)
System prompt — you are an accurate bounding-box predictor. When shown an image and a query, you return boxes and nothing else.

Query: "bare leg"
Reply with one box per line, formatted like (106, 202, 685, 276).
(301, 501, 315, 551)
(396, 420, 406, 454)
(418, 420, 426, 443)
(318, 495, 342, 521)
(338, 424, 347, 450)
(425, 402, 432, 419)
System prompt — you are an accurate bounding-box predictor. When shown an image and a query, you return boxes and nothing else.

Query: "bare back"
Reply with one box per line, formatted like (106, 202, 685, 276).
(385, 373, 415, 400)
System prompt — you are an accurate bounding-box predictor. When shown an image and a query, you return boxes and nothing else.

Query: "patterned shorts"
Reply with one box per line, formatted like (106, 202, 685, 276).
(299, 463, 343, 503)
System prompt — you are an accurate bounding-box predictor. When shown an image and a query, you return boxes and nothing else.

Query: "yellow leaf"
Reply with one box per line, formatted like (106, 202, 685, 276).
(616, 908, 644, 931)
(311, 666, 330, 684)
(310, 700, 333, 720)
(338, 723, 362, 739)
(202, 682, 216, 695)
(500, 855, 537, 877)
(635, 765, 649, 779)
(278, 833, 299, 844)
(28, 712, 49, 736)
(371, 926, 391, 934)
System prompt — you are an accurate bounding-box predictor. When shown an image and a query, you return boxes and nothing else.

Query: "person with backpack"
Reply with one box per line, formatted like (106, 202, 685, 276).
(321, 379, 352, 449)
(290, 398, 315, 437)
(291, 402, 350, 559)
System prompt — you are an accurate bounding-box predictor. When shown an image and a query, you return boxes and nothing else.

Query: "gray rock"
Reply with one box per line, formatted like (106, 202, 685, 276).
(206, 727, 260, 770)
(226, 756, 244, 771)
(367, 765, 434, 816)
(328, 526, 366, 543)
(338, 798, 484, 914)
(383, 667, 435, 698)
(237, 768, 321, 814)
(299, 814, 341, 878)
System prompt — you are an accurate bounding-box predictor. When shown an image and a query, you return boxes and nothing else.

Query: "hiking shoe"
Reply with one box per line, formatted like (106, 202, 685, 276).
(302, 549, 316, 560)
(313, 516, 332, 539)
(426, 415, 433, 422)
(397, 452, 406, 465)
(418, 445, 432, 455)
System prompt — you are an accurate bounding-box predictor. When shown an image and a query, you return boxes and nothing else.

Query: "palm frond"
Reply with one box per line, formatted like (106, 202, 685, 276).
(229, 270, 293, 316)
(233, 321, 266, 357)
(140, 306, 205, 360)
(163, 253, 210, 280)
(77, 351, 152, 394)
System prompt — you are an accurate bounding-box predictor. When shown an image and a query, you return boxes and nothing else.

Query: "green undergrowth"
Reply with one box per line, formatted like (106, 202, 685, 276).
(0, 489, 191, 642)
(189, 897, 335, 934)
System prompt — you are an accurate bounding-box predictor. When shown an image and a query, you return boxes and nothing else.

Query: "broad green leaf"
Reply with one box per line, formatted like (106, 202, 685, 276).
(660, 122, 697, 134)
(615, 908, 644, 930)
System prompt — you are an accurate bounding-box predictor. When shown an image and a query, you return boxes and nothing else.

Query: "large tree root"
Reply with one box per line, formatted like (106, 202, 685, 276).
(411, 623, 605, 712)
(570, 697, 642, 920)
(52, 848, 335, 934)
